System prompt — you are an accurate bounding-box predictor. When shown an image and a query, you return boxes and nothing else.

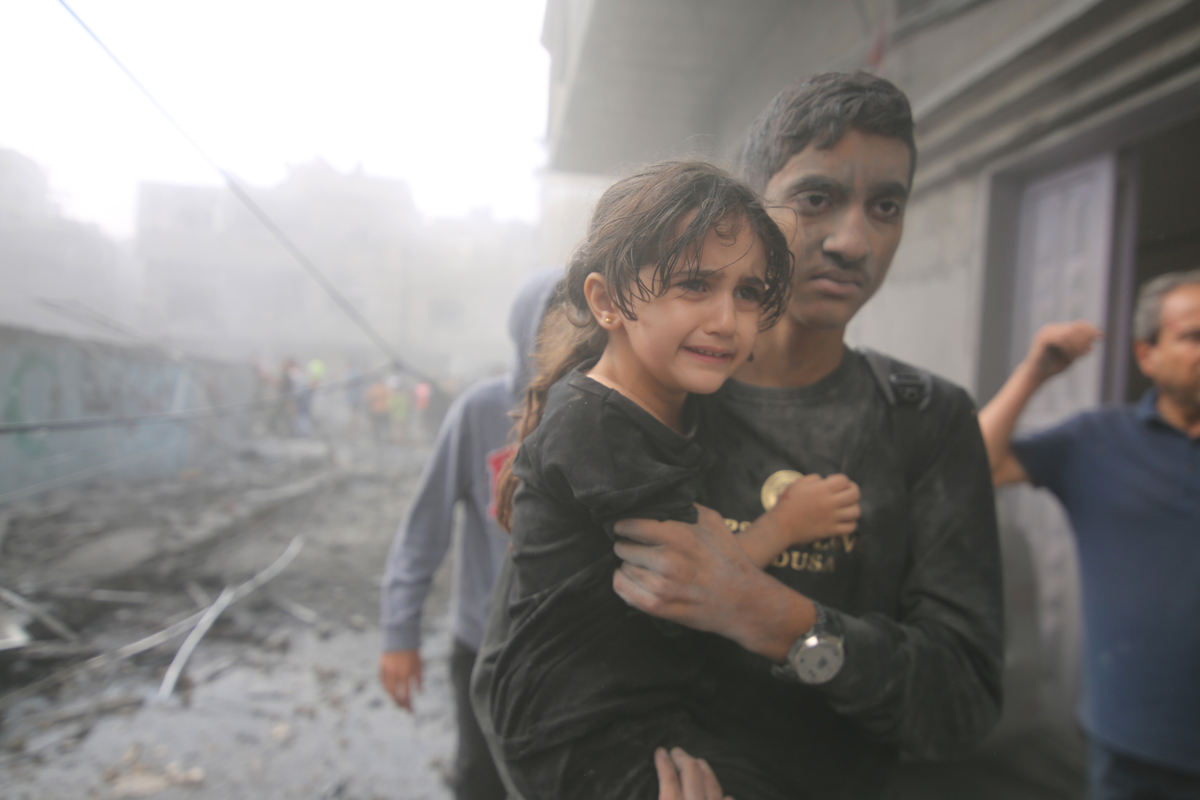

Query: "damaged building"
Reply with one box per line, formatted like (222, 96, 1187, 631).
(535, 0, 1200, 794)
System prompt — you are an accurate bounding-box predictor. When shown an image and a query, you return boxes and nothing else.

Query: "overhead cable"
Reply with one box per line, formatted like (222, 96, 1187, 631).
(0, 363, 394, 436)
(56, 0, 424, 378)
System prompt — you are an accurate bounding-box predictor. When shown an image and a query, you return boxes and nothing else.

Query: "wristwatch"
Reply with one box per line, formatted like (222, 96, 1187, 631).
(773, 603, 844, 685)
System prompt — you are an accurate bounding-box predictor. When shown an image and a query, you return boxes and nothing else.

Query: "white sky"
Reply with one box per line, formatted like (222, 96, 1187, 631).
(0, 0, 550, 238)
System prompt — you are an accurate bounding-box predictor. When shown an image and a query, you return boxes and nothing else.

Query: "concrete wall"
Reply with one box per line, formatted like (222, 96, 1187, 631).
(0, 324, 257, 504)
(541, 0, 1200, 392)
(535, 2, 1200, 788)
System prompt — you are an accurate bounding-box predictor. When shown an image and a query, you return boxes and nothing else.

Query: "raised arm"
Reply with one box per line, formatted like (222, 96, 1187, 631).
(978, 321, 1102, 486)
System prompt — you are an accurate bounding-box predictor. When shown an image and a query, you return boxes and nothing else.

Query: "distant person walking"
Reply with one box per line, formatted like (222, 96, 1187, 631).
(291, 358, 323, 438)
(379, 268, 559, 800)
(273, 357, 301, 437)
(343, 365, 368, 436)
(365, 378, 392, 444)
(979, 269, 1200, 800)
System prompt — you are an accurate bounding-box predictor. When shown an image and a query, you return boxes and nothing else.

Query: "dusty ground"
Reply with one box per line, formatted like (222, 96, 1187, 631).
(0, 441, 461, 800)
(0, 437, 1089, 800)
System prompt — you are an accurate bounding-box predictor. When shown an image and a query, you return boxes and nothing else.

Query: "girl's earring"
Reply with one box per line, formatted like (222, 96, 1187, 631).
(604, 316, 613, 325)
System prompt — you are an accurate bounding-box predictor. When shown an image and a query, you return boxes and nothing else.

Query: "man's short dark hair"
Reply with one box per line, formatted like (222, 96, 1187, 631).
(738, 71, 917, 192)
(1133, 268, 1200, 344)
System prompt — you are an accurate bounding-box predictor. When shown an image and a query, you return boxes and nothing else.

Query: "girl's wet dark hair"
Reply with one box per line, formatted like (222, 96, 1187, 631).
(563, 159, 793, 327)
(495, 160, 793, 531)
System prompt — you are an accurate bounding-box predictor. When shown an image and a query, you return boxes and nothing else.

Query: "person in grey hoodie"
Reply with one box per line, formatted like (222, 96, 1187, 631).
(379, 267, 560, 800)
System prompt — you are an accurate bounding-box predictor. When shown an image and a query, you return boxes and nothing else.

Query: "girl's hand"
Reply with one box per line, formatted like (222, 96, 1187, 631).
(771, 473, 860, 546)
(655, 747, 733, 800)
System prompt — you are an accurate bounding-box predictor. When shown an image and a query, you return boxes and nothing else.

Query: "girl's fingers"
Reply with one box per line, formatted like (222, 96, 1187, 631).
(697, 757, 725, 800)
(834, 483, 861, 502)
(655, 748, 682, 800)
(834, 504, 861, 521)
(669, 748, 712, 800)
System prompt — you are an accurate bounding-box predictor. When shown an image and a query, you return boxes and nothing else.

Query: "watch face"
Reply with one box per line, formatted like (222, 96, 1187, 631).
(793, 636, 844, 685)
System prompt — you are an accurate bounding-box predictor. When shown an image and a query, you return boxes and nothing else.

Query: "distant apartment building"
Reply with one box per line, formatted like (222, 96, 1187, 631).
(0, 147, 137, 338)
(138, 159, 539, 380)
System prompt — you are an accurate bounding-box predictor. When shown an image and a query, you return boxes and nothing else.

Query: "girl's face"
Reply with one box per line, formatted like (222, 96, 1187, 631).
(601, 217, 769, 412)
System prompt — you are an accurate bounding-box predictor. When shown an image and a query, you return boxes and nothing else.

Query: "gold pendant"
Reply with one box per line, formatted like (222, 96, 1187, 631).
(760, 469, 803, 511)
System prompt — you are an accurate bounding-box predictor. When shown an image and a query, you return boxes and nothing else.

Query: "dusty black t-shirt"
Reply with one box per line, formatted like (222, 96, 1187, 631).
(477, 369, 714, 764)
(695, 349, 1004, 799)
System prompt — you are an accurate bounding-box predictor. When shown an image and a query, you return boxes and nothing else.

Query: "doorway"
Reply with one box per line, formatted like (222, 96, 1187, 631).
(1119, 114, 1200, 400)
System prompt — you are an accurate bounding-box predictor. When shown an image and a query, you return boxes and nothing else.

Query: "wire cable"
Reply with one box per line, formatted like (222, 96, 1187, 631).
(0, 445, 168, 505)
(0, 363, 395, 436)
(56, 0, 425, 378)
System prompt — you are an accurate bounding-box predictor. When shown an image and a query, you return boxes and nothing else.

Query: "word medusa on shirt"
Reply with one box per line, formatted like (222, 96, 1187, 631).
(724, 517, 859, 572)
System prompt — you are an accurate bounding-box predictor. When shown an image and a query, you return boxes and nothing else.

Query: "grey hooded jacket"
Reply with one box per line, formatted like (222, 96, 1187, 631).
(380, 268, 560, 653)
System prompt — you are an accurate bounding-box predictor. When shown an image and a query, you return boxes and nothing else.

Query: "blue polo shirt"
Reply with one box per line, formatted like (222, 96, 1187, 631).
(1012, 390, 1200, 774)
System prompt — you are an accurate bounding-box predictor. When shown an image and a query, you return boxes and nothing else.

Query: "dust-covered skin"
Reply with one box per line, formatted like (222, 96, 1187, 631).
(761, 129, 910, 335)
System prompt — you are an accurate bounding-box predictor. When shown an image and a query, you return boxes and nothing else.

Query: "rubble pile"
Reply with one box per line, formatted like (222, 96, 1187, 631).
(0, 437, 453, 800)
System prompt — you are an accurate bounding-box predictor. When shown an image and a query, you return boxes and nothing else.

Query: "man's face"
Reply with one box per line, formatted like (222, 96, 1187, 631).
(1136, 283, 1200, 415)
(762, 128, 911, 333)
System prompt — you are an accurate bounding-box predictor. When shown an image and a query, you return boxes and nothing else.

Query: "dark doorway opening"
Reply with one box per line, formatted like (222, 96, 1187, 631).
(1119, 114, 1200, 401)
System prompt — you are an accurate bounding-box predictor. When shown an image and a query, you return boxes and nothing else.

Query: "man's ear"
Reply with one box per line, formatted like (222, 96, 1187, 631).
(583, 273, 623, 330)
(1134, 339, 1157, 381)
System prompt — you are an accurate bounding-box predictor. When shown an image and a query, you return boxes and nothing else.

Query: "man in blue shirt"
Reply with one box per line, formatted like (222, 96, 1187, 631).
(979, 269, 1200, 800)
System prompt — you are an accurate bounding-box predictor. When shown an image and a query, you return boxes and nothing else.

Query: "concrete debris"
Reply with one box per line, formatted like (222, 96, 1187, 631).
(0, 585, 79, 642)
(237, 437, 331, 466)
(272, 595, 322, 626)
(1, 641, 101, 660)
(0, 438, 459, 798)
(0, 608, 31, 651)
(12, 694, 142, 729)
(269, 722, 292, 744)
(316, 776, 350, 799)
(46, 588, 155, 605)
(185, 582, 212, 608)
(20, 471, 337, 589)
(156, 586, 237, 704)
(109, 762, 205, 798)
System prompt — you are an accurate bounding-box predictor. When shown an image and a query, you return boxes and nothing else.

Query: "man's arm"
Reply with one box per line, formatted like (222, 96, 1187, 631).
(614, 504, 817, 661)
(615, 388, 1003, 759)
(979, 321, 1102, 486)
(378, 398, 470, 709)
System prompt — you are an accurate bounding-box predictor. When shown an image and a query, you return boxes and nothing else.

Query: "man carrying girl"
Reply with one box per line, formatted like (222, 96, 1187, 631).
(474, 160, 862, 799)
(476, 72, 1004, 799)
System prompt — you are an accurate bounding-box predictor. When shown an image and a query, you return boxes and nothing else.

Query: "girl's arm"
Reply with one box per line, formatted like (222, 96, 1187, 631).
(735, 474, 860, 568)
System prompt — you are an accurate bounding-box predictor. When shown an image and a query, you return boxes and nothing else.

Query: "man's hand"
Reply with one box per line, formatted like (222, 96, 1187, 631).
(613, 505, 814, 662)
(980, 320, 1103, 486)
(379, 650, 422, 711)
(1027, 320, 1103, 380)
(655, 747, 732, 800)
